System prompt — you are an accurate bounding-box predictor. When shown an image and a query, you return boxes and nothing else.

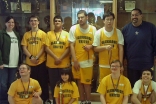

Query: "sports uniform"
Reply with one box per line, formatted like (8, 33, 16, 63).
(54, 82, 79, 104)
(97, 74, 132, 104)
(46, 30, 70, 68)
(69, 24, 96, 84)
(21, 29, 49, 101)
(93, 27, 124, 82)
(8, 78, 41, 104)
(46, 30, 70, 104)
(133, 80, 156, 104)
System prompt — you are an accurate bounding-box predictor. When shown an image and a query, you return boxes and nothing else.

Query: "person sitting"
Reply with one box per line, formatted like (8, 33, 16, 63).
(131, 68, 156, 104)
(8, 63, 42, 104)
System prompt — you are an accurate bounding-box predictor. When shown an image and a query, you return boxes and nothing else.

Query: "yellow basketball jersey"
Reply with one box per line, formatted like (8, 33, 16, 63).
(74, 25, 94, 62)
(99, 28, 119, 66)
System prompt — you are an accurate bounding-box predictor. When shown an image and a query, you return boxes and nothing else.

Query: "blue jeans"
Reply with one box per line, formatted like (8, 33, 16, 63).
(0, 67, 17, 104)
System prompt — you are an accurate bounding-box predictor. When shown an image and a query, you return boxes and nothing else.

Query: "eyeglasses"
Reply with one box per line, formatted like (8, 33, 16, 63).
(105, 18, 114, 22)
(110, 66, 121, 68)
(54, 20, 62, 22)
(30, 20, 38, 22)
(19, 68, 27, 70)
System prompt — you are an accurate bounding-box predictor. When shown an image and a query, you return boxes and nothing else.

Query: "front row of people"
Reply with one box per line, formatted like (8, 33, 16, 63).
(7, 60, 156, 104)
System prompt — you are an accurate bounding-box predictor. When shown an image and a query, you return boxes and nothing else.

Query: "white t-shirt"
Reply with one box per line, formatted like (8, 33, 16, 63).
(68, 24, 96, 68)
(133, 80, 156, 94)
(4, 31, 19, 67)
(92, 27, 124, 46)
(68, 24, 96, 43)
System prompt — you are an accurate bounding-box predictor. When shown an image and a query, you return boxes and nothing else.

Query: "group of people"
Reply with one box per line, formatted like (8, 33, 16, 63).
(0, 8, 156, 104)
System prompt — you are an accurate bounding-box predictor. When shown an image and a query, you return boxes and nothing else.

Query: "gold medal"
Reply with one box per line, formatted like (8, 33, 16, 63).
(25, 94, 29, 99)
(33, 43, 35, 45)
(114, 91, 117, 94)
(144, 98, 146, 101)
(57, 41, 59, 44)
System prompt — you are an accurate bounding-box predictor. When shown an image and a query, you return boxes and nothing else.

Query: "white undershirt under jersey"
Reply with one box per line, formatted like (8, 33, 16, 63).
(4, 31, 19, 68)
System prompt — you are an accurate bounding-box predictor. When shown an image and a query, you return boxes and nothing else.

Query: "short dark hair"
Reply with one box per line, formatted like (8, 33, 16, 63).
(53, 15, 63, 22)
(103, 12, 115, 20)
(131, 8, 142, 14)
(28, 15, 40, 22)
(110, 60, 122, 67)
(142, 69, 153, 76)
(5, 16, 15, 23)
(77, 10, 88, 16)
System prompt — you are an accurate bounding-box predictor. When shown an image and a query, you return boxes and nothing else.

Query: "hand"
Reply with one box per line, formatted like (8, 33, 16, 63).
(54, 57, 62, 65)
(83, 45, 92, 52)
(33, 92, 40, 98)
(30, 57, 39, 64)
(120, 66, 124, 74)
(154, 58, 156, 66)
(0, 65, 4, 69)
(105, 45, 113, 51)
(74, 60, 80, 71)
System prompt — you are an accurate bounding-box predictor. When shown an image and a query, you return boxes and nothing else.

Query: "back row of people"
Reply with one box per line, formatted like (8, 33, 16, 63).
(0, 8, 156, 104)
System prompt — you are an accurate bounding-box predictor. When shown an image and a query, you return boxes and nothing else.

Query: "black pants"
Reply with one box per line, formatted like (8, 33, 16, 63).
(47, 68, 63, 104)
(30, 62, 49, 102)
(127, 69, 142, 88)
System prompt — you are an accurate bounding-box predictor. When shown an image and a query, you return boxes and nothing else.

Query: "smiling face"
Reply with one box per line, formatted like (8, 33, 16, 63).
(5, 18, 15, 31)
(29, 17, 39, 29)
(131, 10, 142, 25)
(61, 74, 69, 82)
(141, 71, 152, 84)
(19, 65, 30, 77)
(110, 62, 121, 74)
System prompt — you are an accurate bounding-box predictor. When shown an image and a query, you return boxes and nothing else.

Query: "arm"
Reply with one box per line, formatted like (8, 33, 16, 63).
(122, 95, 129, 104)
(8, 95, 15, 104)
(55, 97, 59, 104)
(94, 45, 113, 52)
(68, 98, 76, 104)
(100, 94, 106, 104)
(22, 45, 38, 64)
(70, 42, 80, 70)
(59, 47, 70, 60)
(35, 46, 44, 59)
(33, 91, 42, 98)
(45, 46, 58, 60)
(118, 44, 123, 64)
(131, 93, 141, 104)
(23, 45, 32, 58)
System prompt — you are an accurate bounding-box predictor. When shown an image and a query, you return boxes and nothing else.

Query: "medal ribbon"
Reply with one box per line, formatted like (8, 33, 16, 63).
(142, 82, 150, 100)
(111, 75, 120, 93)
(31, 30, 38, 44)
(54, 31, 62, 43)
(21, 79, 30, 97)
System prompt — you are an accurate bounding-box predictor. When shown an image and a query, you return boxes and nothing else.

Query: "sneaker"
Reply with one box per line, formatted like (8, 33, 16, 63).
(44, 99, 52, 104)
(86, 101, 91, 104)
(80, 101, 86, 104)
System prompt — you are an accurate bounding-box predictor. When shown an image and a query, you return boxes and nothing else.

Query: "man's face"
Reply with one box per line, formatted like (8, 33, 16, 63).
(131, 10, 142, 24)
(77, 13, 88, 26)
(29, 17, 39, 28)
(142, 71, 152, 83)
(110, 62, 121, 74)
(103, 16, 114, 28)
(19, 65, 30, 76)
(54, 18, 63, 28)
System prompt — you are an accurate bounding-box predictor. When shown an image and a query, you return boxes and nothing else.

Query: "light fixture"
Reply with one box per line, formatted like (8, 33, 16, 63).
(99, 0, 113, 3)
